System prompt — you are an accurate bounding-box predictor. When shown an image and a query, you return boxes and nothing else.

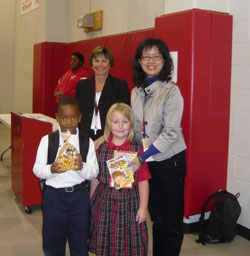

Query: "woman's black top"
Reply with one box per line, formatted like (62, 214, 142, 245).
(75, 74, 130, 140)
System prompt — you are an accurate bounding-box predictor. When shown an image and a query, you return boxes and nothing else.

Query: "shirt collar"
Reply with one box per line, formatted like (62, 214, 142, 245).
(58, 127, 79, 140)
(108, 135, 130, 150)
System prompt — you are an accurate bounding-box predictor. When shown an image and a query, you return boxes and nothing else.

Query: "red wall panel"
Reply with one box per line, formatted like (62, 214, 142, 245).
(33, 42, 66, 117)
(155, 9, 232, 218)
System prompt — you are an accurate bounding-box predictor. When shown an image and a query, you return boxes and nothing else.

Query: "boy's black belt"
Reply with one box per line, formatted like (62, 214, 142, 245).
(46, 182, 86, 193)
(64, 183, 83, 192)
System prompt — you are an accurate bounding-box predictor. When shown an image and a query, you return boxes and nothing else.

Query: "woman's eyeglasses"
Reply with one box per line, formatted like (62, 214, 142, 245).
(141, 55, 163, 62)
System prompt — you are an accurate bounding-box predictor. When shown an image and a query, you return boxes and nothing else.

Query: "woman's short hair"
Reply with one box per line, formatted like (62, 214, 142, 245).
(104, 103, 134, 142)
(90, 46, 114, 67)
(133, 38, 173, 87)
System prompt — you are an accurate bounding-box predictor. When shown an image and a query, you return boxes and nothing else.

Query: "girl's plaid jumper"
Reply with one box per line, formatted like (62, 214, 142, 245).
(89, 140, 148, 256)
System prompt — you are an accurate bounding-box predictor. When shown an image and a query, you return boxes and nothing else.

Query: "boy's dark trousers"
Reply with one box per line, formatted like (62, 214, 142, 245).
(42, 183, 89, 256)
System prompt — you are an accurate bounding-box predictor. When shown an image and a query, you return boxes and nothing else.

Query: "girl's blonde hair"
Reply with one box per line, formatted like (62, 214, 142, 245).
(104, 103, 134, 142)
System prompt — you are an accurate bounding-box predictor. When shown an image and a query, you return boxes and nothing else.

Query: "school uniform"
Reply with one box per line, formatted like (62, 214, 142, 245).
(33, 127, 99, 256)
(89, 137, 151, 256)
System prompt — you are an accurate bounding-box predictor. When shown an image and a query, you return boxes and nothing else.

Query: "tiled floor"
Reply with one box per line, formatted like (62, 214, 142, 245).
(0, 123, 250, 255)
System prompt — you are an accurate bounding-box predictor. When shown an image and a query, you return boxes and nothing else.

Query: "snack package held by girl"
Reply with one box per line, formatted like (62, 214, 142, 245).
(56, 130, 79, 171)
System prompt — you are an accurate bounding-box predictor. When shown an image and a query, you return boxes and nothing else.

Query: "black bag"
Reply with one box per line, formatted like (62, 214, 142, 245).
(196, 189, 241, 245)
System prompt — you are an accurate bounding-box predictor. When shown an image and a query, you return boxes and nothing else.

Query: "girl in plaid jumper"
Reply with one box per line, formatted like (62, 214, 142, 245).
(89, 103, 151, 256)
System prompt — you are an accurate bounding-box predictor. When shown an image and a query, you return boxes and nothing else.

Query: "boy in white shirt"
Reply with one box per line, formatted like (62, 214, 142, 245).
(33, 97, 98, 256)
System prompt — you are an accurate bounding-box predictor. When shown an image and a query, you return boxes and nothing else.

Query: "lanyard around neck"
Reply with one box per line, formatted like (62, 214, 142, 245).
(94, 79, 101, 116)
(142, 91, 148, 138)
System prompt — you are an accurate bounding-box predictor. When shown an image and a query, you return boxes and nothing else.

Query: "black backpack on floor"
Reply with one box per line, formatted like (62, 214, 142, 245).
(196, 189, 241, 245)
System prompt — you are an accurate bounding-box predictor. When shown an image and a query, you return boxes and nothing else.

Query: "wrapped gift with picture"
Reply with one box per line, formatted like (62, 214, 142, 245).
(56, 130, 79, 171)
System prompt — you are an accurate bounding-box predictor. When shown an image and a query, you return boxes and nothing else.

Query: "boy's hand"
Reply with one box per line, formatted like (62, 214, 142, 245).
(94, 135, 105, 149)
(51, 161, 65, 174)
(72, 153, 83, 171)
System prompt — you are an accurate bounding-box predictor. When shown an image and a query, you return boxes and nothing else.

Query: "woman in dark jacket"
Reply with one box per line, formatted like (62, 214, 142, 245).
(76, 46, 130, 142)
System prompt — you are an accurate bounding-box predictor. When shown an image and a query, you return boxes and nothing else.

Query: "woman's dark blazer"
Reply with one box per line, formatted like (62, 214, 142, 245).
(75, 74, 130, 139)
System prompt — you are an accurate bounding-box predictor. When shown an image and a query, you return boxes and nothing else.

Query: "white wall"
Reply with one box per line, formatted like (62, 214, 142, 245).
(12, 0, 68, 114)
(45, 0, 68, 42)
(164, 0, 230, 13)
(13, 0, 45, 113)
(67, 0, 164, 41)
(228, 0, 250, 230)
(0, 0, 15, 113)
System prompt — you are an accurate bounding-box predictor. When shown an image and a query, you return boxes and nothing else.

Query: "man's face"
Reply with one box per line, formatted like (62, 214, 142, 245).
(70, 55, 82, 71)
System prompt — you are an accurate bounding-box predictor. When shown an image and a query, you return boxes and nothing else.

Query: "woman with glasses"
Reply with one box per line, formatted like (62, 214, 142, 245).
(130, 38, 187, 256)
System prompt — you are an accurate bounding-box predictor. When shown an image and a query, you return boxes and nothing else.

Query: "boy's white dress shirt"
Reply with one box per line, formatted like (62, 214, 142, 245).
(33, 128, 99, 188)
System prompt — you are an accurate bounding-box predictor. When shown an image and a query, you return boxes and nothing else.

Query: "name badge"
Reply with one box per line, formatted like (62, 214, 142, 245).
(142, 138, 149, 152)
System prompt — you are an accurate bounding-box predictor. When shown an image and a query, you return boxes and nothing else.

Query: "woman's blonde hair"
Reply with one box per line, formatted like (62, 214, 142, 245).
(90, 46, 114, 67)
(104, 103, 134, 142)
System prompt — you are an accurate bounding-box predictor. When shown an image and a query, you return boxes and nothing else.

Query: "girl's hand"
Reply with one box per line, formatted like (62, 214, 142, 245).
(90, 179, 99, 199)
(128, 155, 142, 172)
(136, 207, 147, 224)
